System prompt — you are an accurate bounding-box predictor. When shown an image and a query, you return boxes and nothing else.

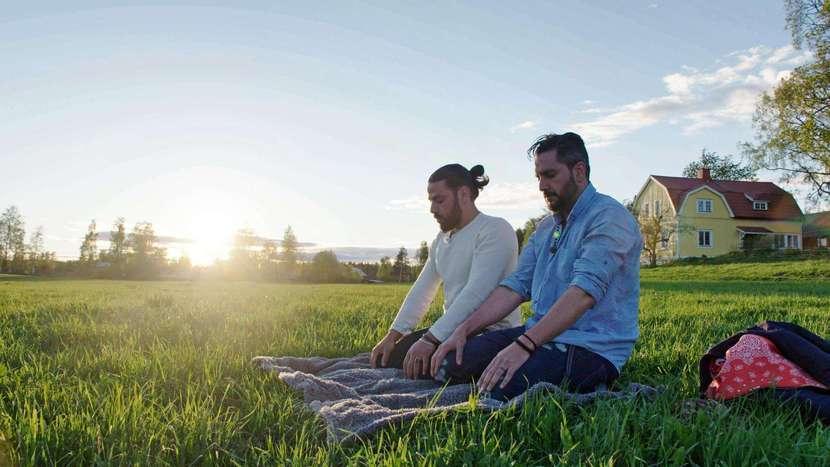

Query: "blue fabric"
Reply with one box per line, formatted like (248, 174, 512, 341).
(499, 183, 642, 371)
(435, 326, 618, 401)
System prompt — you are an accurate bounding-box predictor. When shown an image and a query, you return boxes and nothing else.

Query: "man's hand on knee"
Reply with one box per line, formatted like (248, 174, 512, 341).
(477, 342, 531, 394)
(430, 330, 466, 378)
(370, 329, 402, 368)
(402, 339, 436, 379)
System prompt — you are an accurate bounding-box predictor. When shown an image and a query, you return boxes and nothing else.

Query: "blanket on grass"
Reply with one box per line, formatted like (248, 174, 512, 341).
(252, 352, 658, 443)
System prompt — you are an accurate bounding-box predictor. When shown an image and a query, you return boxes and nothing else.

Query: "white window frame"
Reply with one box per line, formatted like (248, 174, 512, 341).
(785, 234, 799, 249)
(697, 199, 712, 213)
(753, 201, 768, 211)
(819, 237, 828, 248)
(643, 203, 650, 217)
(654, 200, 661, 215)
(697, 229, 713, 248)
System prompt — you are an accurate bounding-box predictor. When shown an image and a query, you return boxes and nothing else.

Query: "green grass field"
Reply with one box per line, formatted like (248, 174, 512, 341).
(1, 260, 829, 465)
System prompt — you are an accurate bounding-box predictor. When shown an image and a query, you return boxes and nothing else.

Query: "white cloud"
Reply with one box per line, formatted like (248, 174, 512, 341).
(571, 45, 814, 148)
(477, 182, 544, 210)
(386, 196, 428, 211)
(509, 120, 538, 133)
(386, 182, 544, 212)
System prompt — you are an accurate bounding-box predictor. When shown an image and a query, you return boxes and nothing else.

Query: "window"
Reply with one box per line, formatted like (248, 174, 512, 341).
(820, 237, 828, 248)
(753, 201, 768, 211)
(697, 230, 712, 248)
(654, 200, 661, 215)
(774, 234, 800, 249)
(643, 203, 650, 217)
(697, 199, 712, 213)
(660, 235, 669, 249)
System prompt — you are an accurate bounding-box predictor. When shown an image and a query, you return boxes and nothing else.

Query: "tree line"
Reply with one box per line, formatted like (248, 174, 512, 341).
(0, 206, 57, 275)
(0, 204, 435, 283)
(76, 219, 433, 283)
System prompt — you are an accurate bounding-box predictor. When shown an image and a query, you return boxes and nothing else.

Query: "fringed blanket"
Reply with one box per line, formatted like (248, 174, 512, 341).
(252, 353, 658, 443)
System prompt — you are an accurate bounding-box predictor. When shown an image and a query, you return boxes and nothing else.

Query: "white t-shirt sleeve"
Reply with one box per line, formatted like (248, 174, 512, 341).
(428, 219, 518, 341)
(390, 239, 441, 334)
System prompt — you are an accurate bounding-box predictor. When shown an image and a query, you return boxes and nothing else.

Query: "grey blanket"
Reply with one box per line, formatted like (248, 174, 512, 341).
(252, 353, 658, 443)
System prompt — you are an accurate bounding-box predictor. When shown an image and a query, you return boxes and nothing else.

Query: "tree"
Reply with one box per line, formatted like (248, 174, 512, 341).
(633, 204, 693, 267)
(682, 149, 758, 181)
(279, 226, 299, 279)
(377, 256, 392, 281)
(229, 228, 258, 278)
(27, 227, 44, 274)
(743, 0, 830, 203)
(309, 250, 341, 282)
(107, 217, 127, 277)
(79, 220, 98, 266)
(392, 247, 409, 282)
(639, 209, 674, 267)
(517, 214, 548, 249)
(260, 239, 279, 281)
(416, 241, 429, 266)
(0, 206, 26, 273)
(127, 221, 166, 279)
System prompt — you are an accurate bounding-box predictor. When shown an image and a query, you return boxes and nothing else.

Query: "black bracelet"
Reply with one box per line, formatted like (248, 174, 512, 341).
(421, 333, 441, 346)
(513, 338, 534, 355)
(521, 333, 539, 350)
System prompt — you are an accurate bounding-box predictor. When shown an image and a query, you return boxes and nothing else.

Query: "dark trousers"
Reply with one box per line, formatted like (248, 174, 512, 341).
(435, 326, 619, 401)
(375, 329, 428, 369)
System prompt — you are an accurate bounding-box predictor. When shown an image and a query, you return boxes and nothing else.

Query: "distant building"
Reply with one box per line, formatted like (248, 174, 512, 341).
(634, 168, 803, 261)
(803, 211, 830, 249)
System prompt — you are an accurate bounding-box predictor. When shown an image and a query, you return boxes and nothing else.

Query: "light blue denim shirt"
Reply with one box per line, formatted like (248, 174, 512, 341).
(500, 183, 642, 370)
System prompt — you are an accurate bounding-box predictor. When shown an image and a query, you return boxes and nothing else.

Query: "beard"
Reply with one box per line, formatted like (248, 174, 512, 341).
(434, 196, 463, 232)
(543, 175, 578, 213)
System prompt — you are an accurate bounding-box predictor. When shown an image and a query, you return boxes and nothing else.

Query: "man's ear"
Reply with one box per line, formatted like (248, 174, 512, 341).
(572, 162, 588, 184)
(458, 186, 472, 204)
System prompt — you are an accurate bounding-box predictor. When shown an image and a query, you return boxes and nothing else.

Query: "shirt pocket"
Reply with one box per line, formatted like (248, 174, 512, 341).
(553, 248, 575, 282)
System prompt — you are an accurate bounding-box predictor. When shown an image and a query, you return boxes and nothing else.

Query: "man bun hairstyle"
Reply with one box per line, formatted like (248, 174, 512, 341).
(527, 132, 590, 181)
(429, 163, 489, 200)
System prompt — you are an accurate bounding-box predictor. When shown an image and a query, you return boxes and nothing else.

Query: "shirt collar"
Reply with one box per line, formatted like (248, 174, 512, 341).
(442, 212, 482, 243)
(554, 182, 597, 225)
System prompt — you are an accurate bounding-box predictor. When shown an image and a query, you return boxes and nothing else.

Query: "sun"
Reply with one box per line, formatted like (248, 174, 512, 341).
(185, 218, 232, 266)
(177, 189, 241, 266)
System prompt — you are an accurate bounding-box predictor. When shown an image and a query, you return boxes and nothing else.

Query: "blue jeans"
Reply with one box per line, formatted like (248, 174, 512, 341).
(435, 326, 619, 401)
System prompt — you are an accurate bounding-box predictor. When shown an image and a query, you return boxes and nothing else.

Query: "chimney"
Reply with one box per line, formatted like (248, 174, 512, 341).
(697, 167, 711, 180)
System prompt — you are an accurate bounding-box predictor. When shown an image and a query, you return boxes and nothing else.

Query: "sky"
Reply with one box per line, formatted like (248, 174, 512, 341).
(0, 1, 815, 264)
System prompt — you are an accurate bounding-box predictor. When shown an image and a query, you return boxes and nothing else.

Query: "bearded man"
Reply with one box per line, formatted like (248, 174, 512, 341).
(430, 132, 643, 400)
(370, 164, 520, 379)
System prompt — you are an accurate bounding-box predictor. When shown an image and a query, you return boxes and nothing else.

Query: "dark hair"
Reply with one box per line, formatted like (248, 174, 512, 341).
(428, 163, 490, 200)
(527, 132, 590, 180)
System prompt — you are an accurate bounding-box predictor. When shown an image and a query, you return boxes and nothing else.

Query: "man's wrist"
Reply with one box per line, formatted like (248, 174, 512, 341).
(387, 329, 404, 340)
(421, 332, 441, 346)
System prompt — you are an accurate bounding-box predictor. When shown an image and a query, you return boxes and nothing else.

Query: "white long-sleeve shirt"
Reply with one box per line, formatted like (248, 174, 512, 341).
(390, 213, 521, 341)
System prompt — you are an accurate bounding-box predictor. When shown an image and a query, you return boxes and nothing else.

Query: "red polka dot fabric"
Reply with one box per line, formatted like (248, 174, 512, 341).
(705, 334, 828, 400)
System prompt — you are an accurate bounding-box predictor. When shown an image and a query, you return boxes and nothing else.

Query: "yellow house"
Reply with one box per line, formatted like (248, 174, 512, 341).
(634, 168, 804, 261)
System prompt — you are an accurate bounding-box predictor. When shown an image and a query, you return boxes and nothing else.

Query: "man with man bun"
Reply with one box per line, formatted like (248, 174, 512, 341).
(371, 163, 521, 379)
(430, 132, 643, 400)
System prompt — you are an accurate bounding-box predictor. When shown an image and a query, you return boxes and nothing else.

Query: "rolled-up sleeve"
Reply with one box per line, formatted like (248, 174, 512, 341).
(499, 225, 539, 300)
(570, 208, 641, 303)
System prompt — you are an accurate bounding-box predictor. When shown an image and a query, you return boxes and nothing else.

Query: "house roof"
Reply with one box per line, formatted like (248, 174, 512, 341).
(650, 175, 803, 221)
(804, 211, 830, 236)
(736, 226, 774, 233)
